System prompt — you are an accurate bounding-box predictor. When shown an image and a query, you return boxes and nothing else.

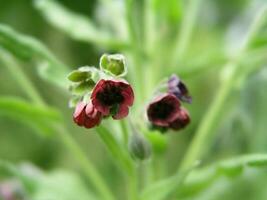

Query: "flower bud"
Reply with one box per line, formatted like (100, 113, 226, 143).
(128, 130, 152, 161)
(100, 54, 127, 77)
(168, 74, 192, 103)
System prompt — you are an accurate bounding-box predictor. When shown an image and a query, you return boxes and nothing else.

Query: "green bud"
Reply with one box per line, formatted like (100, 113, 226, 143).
(128, 130, 152, 161)
(100, 54, 127, 77)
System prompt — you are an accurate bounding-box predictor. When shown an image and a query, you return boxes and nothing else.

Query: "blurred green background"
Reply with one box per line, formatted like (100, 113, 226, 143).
(1, 0, 267, 200)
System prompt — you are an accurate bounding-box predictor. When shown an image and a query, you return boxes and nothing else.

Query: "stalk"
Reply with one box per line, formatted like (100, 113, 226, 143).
(0, 50, 115, 200)
(179, 6, 267, 171)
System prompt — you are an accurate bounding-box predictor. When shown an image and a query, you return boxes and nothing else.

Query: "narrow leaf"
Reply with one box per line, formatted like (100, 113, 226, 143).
(34, 0, 128, 50)
(178, 154, 267, 198)
(0, 24, 69, 88)
(0, 96, 62, 136)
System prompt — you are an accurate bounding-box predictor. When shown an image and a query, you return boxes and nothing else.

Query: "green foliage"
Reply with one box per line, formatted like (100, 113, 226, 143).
(178, 154, 267, 198)
(0, 161, 97, 200)
(0, 24, 69, 88)
(0, 96, 61, 136)
(34, 0, 127, 50)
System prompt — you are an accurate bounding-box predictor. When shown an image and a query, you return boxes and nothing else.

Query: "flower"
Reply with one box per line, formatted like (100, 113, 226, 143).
(91, 79, 134, 119)
(73, 101, 102, 128)
(147, 93, 181, 127)
(169, 107, 190, 130)
(168, 74, 192, 103)
(147, 93, 190, 131)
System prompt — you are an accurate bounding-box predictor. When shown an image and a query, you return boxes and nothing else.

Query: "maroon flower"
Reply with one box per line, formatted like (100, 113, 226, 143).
(91, 79, 134, 119)
(168, 74, 192, 103)
(73, 101, 102, 128)
(147, 93, 181, 127)
(147, 93, 190, 131)
(169, 107, 190, 130)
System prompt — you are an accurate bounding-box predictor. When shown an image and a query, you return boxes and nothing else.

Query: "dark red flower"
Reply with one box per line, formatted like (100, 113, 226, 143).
(147, 93, 181, 127)
(169, 107, 190, 130)
(168, 74, 192, 103)
(91, 79, 134, 119)
(147, 93, 190, 131)
(73, 101, 102, 128)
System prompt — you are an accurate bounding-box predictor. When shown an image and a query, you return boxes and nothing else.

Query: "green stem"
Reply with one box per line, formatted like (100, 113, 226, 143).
(179, 6, 267, 171)
(128, 167, 138, 200)
(1, 49, 115, 200)
(170, 0, 202, 67)
(96, 125, 134, 175)
(120, 119, 129, 145)
(54, 125, 115, 200)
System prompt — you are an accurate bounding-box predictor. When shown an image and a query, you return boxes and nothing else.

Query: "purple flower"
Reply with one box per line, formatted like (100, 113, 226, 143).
(168, 74, 192, 103)
(91, 79, 134, 119)
(73, 101, 102, 128)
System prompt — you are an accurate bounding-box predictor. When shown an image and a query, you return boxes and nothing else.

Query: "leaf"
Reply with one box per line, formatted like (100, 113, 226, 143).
(0, 96, 62, 137)
(0, 161, 97, 200)
(34, 0, 128, 50)
(0, 24, 69, 88)
(31, 170, 97, 200)
(177, 154, 267, 198)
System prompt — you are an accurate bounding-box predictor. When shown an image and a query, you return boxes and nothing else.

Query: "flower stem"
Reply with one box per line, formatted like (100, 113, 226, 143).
(1, 50, 115, 200)
(54, 124, 115, 200)
(170, 0, 202, 67)
(120, 119, 129, 145)
(179, 6, 267, 171)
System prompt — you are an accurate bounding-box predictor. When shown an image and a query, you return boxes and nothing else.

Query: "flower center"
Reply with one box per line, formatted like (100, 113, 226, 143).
(151, 102, 174, 119)
(97, 84, 124, 106)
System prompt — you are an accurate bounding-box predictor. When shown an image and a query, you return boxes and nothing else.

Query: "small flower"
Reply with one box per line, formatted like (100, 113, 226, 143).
(169, 107, 190, 130)
(73, 101, 102, 128)
(91, 79, 134, 119)
(168, 74, 192, 103)
(147, 93, 181, 127)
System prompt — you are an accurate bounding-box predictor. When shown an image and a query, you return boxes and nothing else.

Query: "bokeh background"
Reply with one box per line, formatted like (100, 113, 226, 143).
(1, 0, 267, 199)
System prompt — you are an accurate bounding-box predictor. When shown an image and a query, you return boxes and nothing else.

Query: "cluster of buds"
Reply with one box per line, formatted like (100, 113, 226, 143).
(147, 74, 191, 132)
(68, 54, 134, 129)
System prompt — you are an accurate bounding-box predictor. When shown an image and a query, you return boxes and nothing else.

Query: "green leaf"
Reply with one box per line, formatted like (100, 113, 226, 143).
(0, 96, 62, 136)
(32, 170, 97, 200)
(0, 161, 97, 200)
(67, 70, 91, 83)
(0, 24, 69, 88)
(34, 0, 128, 50)
(177, 154, 267, 198)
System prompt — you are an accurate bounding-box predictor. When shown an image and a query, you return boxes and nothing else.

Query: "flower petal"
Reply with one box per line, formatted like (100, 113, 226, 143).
(112, 105, 129, 119)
